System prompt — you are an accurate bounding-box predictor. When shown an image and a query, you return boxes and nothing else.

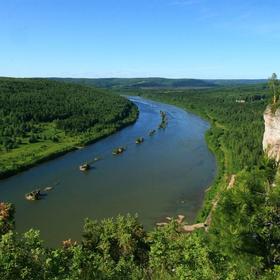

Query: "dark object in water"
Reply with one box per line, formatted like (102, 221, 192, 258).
(43, 186, 54, 192)
(112, 147, 126, 155)
(149, 130, 156, 136)
(79, 163, 90, 171)
(159, 111, 168, 129)
(135, 137, 144, 144)
(158, 122, 167, 129)
(25, 190, 42, 201)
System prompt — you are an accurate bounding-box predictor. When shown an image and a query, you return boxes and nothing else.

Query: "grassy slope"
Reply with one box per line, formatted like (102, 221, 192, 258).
(0, 116, 137, 178)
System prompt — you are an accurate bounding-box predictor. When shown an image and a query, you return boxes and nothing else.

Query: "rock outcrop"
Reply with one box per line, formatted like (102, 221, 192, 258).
(263, 106, 280, 161)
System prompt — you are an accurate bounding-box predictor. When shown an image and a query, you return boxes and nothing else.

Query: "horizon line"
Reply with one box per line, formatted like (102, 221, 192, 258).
(0, 76, 268, 80)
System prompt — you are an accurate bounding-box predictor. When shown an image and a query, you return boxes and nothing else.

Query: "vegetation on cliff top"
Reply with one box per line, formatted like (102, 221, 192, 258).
(268, 73, 280, 113)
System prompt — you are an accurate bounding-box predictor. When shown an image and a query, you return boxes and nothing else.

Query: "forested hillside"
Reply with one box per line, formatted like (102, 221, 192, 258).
(138, 85, 271, 217)
(138, 84, 280, 278)
(0, 78, 138, 178)
(140, 85, 267, 172)
(50, 77, 266, 90)
(206, 79, 267, 86)
(0, 83, 279, 279)
(50, 77, 215, 89)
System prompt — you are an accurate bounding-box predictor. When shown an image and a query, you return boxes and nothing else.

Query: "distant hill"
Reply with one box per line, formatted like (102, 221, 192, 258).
(206, 79, 267, 86)
(49, 77, 267, 89)
(49, 78, 216, 89)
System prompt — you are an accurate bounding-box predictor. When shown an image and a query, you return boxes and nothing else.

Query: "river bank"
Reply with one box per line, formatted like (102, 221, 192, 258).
(0, 97, 216, 246)
(138, 94, 225, 222)
(0, 105, 138, 180)
(138, 85, 267, 224)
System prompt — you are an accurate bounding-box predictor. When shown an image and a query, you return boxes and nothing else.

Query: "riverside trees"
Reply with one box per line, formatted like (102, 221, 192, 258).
(139, 83, 280, 278)
(0, 78, 135, 150)
(0, 78, 137, 177)
(1, 197, 279, 279)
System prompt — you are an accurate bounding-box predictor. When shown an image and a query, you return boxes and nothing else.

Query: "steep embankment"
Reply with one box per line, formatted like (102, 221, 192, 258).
(263, 106, 280, 161)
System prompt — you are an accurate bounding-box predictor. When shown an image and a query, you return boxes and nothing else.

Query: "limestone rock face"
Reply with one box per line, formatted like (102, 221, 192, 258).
(263, 106, 280, 161)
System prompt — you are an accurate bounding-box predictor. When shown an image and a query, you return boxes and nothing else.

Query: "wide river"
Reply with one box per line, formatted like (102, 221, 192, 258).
(0, 97, 216, 246)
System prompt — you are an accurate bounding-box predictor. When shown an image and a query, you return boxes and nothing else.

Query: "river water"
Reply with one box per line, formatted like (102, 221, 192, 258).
(0, 97, 216, 246)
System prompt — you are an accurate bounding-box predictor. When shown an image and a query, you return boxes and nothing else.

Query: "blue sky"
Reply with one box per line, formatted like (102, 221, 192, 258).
(1, 0, 280, 79)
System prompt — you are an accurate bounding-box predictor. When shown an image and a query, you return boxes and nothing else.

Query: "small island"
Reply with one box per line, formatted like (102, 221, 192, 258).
(25, 190, 42, 201)
(112, 147, 126, 155)
(79, 163, 90, 172)
(135, 137, 144, 144)
(158, 111, 168, 129)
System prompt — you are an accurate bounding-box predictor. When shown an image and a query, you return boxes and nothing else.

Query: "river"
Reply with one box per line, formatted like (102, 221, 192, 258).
(0, 97, 216, 246)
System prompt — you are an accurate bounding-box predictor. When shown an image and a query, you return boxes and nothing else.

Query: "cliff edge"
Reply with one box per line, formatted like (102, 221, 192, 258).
(263, 106, 280, 161)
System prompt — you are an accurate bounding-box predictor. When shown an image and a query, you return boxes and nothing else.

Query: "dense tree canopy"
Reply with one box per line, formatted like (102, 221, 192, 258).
(268, 73, 280, 105)
(0, 78, 137, 177)
(137, 84, 280, 278)
(1, 81, 280, 279)
(0, 78, 135, 148)
(139, 84, 268, 173)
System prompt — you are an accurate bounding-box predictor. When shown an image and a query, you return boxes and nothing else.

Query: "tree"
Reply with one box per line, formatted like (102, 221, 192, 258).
(148, 221, 219, 279)
(0, 203, 15, 235)
(268, 73, 279, 105)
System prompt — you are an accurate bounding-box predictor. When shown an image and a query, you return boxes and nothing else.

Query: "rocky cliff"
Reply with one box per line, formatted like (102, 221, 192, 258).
(263, 106, 280, 161)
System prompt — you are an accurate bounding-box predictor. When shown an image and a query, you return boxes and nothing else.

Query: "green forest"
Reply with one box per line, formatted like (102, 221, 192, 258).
(0, 78, 138, 178)
(50, 77, 216, 89)
(138, 85, 270, 218)
(0, 81, 280, 279)
(51, 77, 266, 90)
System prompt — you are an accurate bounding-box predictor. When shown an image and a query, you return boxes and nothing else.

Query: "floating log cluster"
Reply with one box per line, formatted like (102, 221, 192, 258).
(158, 111, 168, 129)
(78, 110, 168, 173)
(135, 137, 144, 144)
(149, 129, 156, 136)
(25, 189, 42, 201)
(27, 110, 169, 201)
(112, 146, 126, 155)
(25, 184, 55, 201)
(44, 186, 54, 192)
(79, 163, 90, 171)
